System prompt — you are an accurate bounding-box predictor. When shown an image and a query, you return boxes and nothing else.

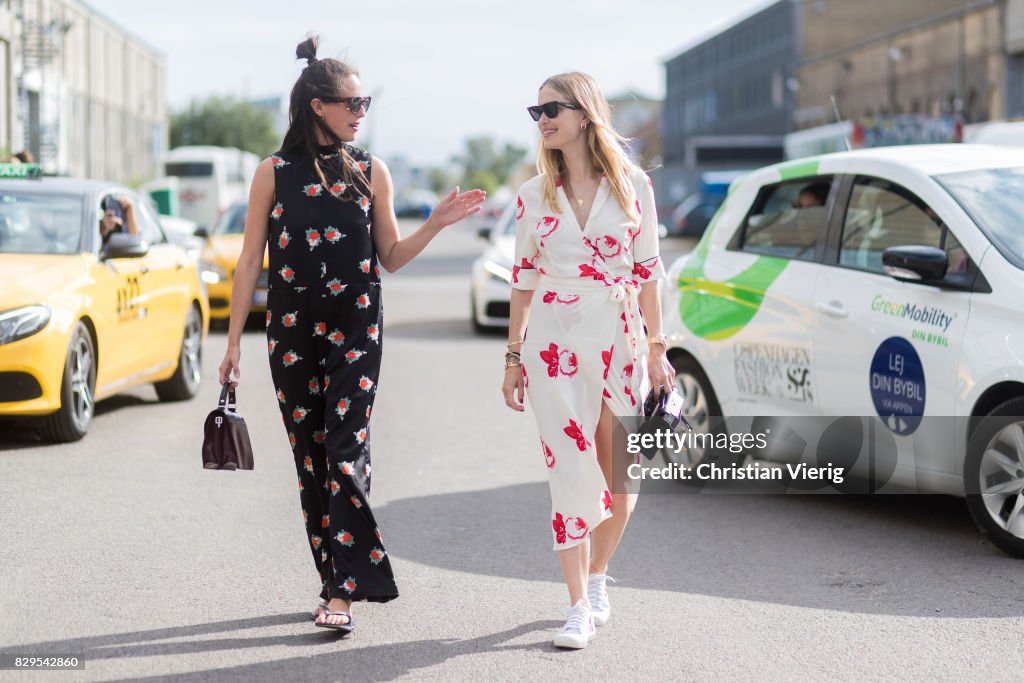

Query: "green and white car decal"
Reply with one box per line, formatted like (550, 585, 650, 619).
(676, 159, 821, 340)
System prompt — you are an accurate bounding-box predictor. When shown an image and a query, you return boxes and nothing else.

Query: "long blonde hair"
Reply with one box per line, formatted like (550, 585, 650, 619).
(536, 72, 639, 223)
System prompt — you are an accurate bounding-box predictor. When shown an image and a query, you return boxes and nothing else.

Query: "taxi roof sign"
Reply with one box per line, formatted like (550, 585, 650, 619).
(0, 163, 41, 179)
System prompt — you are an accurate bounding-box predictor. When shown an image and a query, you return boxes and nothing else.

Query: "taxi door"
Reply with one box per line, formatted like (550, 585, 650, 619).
(812, 173, 973, 486)
(132, 198, 190, 367)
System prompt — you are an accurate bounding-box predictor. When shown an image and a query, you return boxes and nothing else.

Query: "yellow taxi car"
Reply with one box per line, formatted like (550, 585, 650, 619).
(198, 200, 268, 324)
(0, 172, 210, 442)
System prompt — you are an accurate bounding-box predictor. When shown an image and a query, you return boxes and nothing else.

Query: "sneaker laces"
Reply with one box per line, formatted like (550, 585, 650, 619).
(588, 573, 615, 602)
(562, 602, 591, 632)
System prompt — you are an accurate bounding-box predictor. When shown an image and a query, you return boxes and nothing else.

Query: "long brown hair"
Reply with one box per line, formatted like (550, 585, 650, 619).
(281, 35, 370, 199)
(536, 72, 639, 223)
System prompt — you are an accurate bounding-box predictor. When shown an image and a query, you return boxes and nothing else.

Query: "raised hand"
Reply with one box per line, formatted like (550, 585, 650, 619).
(430, 186, 486, 229)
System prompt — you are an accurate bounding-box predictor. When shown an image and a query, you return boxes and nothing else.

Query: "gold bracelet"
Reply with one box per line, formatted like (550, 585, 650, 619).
(647, 333, 668, 347)
(504, 354, 523, 370)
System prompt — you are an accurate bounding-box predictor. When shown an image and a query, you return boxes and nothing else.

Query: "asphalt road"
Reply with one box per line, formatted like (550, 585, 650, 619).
(2, 222, 1023, 682)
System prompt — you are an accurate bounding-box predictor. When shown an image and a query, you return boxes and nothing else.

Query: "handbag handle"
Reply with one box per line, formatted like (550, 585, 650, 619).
(218, 382, 237, 409)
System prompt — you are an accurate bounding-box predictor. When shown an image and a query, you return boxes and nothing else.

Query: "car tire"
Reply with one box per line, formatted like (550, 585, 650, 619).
(665, 354, 732, 470)
(964, 396, 1024, 558)
(40, 321, 95, 443)
(155, 304, 203, 402)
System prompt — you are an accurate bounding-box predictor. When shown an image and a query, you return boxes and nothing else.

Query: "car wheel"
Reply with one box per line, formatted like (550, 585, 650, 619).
(665, 354, 730, 469)
(40, 321, 95, 442)
(155, 304, 203, 401)
(470, 291, 487, 334)
(964, 397, 1024, 558)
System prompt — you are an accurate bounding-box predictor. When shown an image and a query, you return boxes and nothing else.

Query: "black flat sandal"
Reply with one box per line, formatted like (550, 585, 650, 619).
(315, 609, 355, 634)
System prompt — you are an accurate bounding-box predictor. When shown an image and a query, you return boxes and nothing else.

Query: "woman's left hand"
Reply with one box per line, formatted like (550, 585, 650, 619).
(647, 347, 675, 394)
(430, 186, 486, 229)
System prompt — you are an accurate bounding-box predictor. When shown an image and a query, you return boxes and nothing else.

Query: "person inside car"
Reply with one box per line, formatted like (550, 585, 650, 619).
(100, 195, 139, 247)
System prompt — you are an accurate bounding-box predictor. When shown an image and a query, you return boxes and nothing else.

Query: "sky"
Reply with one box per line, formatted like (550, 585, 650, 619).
(86, 0, 770, 167)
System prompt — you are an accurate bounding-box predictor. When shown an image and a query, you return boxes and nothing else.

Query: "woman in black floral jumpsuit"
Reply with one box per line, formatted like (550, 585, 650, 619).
(218, 35, 484, 632)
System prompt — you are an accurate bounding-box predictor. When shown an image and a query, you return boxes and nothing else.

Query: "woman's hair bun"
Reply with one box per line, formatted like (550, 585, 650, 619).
(296, 35, 319, 67)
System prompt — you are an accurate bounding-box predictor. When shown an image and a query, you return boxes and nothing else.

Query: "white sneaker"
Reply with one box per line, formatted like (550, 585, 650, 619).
(588, 573, 614, 626)
(552, 599, 595, 649)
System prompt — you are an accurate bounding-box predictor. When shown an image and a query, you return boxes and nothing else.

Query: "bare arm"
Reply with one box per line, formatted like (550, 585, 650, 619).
(638, 281, 674, 391)
(501, 288, 534, 412)
(370, 156, 485, 272)
(218, 158, 273, 384)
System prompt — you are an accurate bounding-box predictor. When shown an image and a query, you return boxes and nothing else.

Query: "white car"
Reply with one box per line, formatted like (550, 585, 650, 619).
(469, 197, 517, 331)
(662, 144, 1024, 557)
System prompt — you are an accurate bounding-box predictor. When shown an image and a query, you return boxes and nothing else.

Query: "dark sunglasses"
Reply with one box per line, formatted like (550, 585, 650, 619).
(527, 101, 580, 121)
(320, 96, 372, 114)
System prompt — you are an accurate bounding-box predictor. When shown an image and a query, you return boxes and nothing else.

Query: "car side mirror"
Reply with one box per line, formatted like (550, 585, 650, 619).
(477, 226, 493, 240)
(194, 226, 209, 239)
(102, 232, 149, 260)
(882, 245, 948, 282)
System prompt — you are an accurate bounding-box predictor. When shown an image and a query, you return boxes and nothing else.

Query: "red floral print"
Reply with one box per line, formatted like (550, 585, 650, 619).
(288, 431, 296, 447)
(271, 202, 284, 220)
(303, 183, 323, 198)
(305, 227, 321, 250)
(336, 530, 354, 546)
(292, 406, 308, 423)
(326, 279, 347, 295)
(537, 216, 559, 237)
(324, 226, 343, 243)
(542, 439, 555, 468)
(350, 495, 362, 508)
(340, 461, 355, 475)
(345, 349, 365, 364)
(602, 490, 613, 511)
(313, 322, 327, 336)
(271, 155, 289, 168)
(516, 195, 525, 220)
(277, 229, 289, 249)
(563, 419, 591, 452)
(597, 235, 622, 258)
(342, 577, 357, 593)
(313, 430, 326, 444)
(539, 343, 578, 378)
(282, 312, 297, 328)
(359, 259, 371, 273)
(321, 515, 330, 529)
(335, 397, 351, 417)
(579, 263, 607, 282)
(282, 350, 300, 366)
(303, 455, 314, 474)
(308, 377, 320, 395)
(310, 535, 322, 549)
(552, 512, 567, 545)
(358, 376, 374, 391)
(367, 324, 380, 342)
(328, 330, 346, 346)
(354, 428, 367, 444)
(369, 547, 385, 565)
(355, 294, 370, 309)
(279, 266, 295, 283)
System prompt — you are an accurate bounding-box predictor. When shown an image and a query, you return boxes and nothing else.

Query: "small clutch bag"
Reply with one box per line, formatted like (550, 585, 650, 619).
(201, 383, 254, 471)
(638, 386, 693, 460)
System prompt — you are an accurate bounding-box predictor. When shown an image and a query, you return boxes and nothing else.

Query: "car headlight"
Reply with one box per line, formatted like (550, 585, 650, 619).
(0, 305, 51, 345)
(483, 260, 513, 284)
(200, 260, 228, 285)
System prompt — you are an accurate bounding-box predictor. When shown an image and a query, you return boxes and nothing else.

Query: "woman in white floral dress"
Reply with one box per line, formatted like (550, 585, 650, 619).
(501, 72, 674, 649)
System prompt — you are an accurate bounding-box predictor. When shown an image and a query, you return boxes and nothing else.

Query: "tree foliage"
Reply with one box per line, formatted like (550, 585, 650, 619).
(170, 97, 279, 157)
(450, 136, 528, 194)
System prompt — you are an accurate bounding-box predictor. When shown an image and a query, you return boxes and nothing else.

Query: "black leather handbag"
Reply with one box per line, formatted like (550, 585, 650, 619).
(201, 383, 254, 470)
(638, 386, 693, 460)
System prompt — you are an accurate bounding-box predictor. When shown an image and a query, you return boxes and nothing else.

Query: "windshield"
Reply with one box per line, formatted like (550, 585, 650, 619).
(936, 166, 1024, 270)
(214, 203, 247, 235)
(166, 161, 214, 178)
(0, 191, 83, 255)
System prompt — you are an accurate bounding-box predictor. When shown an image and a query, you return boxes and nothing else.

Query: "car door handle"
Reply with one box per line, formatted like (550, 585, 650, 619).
(816, 301, 849, 319)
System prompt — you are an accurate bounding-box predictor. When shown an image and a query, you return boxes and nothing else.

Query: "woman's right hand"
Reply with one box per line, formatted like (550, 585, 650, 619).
(502, 366, 525, 412)
(219, 345, 240, 387)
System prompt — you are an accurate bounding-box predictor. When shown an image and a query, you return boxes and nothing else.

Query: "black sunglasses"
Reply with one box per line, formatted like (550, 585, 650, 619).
(320, 96, 372, 114)
(527, 101, 580, 121)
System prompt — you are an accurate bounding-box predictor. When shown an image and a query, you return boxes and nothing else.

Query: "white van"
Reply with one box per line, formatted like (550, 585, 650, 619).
(163, 146, 259, 230)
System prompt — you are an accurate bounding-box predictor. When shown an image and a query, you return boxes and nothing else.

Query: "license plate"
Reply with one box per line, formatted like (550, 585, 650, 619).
(252, 289, 268, 307)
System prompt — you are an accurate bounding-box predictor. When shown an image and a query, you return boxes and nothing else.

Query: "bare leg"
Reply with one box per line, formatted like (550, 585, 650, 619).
(590, 401, 634, 574)
(557, 536, 591, 605)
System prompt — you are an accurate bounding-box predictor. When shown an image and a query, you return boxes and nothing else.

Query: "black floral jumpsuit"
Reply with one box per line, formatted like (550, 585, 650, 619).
(265, 143, 398, 604)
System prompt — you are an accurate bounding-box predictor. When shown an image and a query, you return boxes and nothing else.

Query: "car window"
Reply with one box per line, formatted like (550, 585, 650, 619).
(736, 178, 833, 260)
(839, 177, 943, 273)
(936, 166, 1024, 271)
(215, 203, 247, 235)
(134, 198, 167, 245)
(0, 191, 83, 255)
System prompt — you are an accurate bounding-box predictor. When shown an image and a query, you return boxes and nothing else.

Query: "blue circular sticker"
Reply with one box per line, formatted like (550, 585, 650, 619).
(869, 336, 925, 435)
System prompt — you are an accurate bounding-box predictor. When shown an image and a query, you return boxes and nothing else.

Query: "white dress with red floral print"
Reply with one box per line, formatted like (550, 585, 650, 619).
(512, 167, 666, 551)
